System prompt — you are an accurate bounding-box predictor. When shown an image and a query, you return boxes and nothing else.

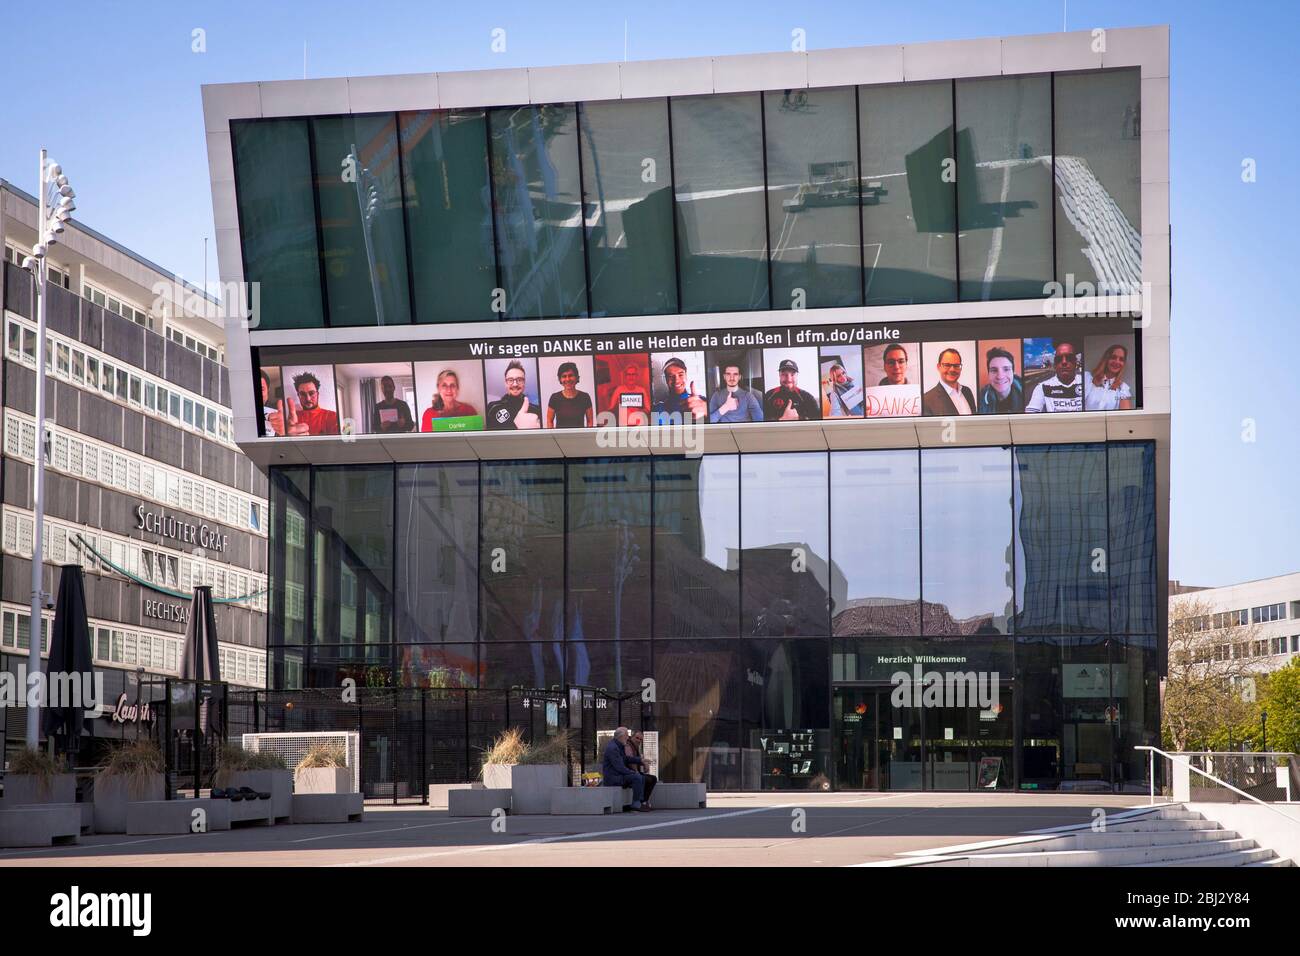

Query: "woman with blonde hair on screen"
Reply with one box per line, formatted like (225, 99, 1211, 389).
(1084, 344, 1134, 411)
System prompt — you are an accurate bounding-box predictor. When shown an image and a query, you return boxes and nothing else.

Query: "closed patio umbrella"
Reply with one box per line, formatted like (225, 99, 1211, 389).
(43, 565, 95, 754)
(180, 585, 223, 739)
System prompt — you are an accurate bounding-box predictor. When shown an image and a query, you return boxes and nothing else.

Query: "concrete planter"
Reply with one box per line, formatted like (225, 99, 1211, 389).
(294, 767, 352, 795)
(93, 773, 165, 833)
(3, 773, 76, 806)
(483, 764, 565, 814)
(228, 770, 293, 821)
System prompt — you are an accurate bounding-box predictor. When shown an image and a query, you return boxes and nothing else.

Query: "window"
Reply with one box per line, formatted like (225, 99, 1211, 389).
(764, 86, 861, 309)
(672, 93, 769, 312)
(231, 119, 324, 329)
(1054, 69, 1141, 295)
(490, 104, 588, 319)
(579, 98, 677, 317)
(480, 461, 564, 641)
(956, 75, 1054, 300)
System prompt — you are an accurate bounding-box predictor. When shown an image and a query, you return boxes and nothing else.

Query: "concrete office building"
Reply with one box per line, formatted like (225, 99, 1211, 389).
(0, 180, 269, 756)
(1170, 573, 1300, 675)
(203, 26, 1170, 791)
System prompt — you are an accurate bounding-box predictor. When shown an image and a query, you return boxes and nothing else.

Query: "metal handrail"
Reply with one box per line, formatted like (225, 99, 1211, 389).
(1135, 745, 1299, 826)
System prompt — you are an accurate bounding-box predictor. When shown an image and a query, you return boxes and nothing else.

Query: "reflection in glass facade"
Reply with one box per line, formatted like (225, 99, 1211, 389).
(265, 443, 1158, 791)
(490, 105, 588, 319)
(312, 114, 412, 326)
(671, 94, 770, 312)
(764, 87, 861, 309)
(231, 119, 324, 329)
(1053, 69, 1142, 294)
(399, 110, 497, 323)
(579, 99, 677, 316)
(233, 69, 1141, 327)
(955, 75, 1054, 300)
(859, 81, 957, 304)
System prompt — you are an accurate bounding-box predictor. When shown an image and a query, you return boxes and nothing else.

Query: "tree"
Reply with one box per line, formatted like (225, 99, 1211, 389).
(1162, 597, 1264, 752)
(1260, 657, 1300, 756)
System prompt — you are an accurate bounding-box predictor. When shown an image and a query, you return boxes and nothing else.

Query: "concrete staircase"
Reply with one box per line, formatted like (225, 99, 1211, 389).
(908, 807, 1293, 867)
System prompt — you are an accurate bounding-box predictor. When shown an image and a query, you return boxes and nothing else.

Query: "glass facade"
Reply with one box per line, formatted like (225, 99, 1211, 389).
(265, 441, 1159, 791)
(231, 69, 1138, 328)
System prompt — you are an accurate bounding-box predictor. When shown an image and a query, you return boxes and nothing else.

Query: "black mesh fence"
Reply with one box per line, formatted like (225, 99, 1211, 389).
(220, 684, 641, 803)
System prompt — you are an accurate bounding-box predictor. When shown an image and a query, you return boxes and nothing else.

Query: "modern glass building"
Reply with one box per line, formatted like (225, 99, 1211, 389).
(203, 26, 1170, 792)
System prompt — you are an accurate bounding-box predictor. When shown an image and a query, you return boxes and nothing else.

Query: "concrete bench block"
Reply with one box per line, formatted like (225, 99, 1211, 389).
(227, 770, 293, 822)
(551, 788, 621, 815)
(94, 775, 165, 834)
(652, 783, 707, 809)
(427, 783, 480, 808)
(448, 788, 511, 817)
(0, 806, 81, 847)
(228, 798, 275, 826)
(291, 792, 364, 824)
(126, 799, 232, 834)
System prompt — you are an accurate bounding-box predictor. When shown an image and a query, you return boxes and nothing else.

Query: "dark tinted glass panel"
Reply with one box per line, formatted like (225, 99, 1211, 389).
(480, 461, 564, 641)
(1113, 635, 1159, 788)
(567, 458, 652, 641)
(399, 110, 497, 322)
(671, 94, 769, 312)
(830, 449, 920, 635)
(742, 638, 831, 790)
(920, 446, 1012, 635)
(1014, 443, 1109, 634)
(579, 99, 677, 316)
(653, 640, 743, 787)
(312, 466, 394, 646)
(307, 644, 394, 689)
(268, 646, 305, 690)
(399, 643, 478, 688)
(269, 466, 309, 646)
(489, 105, 588, 319)
(1054, 69, 1142, 295)
(955, 75, 1054, 300)
(480, 641, 561, 690)
(764, 87, 861, 309)
(1107, 441, 1157, 634)
(741, 452, 829, 636)
(395, 462, 478, 643)
(859, 82, 957, 304)
(311, 114, 412, 326)
(653, 455, 740, 639)
(1058, 636, 1112, 784)
(1015, 635, 1063, 786)
(231, 120, 324, 329)
(569, 640, 651, 693)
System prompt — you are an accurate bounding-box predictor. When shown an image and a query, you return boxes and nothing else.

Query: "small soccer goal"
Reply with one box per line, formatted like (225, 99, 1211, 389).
(242, 731, 361, 793)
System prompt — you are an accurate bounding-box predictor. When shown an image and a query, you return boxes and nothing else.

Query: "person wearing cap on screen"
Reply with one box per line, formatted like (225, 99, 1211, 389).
(653, 357, 707, 423)
(1025, 342, 1084, 414)
(763, 359, 821, 422)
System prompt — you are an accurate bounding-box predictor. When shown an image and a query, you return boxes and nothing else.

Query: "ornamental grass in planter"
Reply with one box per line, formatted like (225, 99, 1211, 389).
(4, 747, 76, 804)
(94, 740, 165, 833)
(294, 743, 351, 794)
(479, 729, 573, 814)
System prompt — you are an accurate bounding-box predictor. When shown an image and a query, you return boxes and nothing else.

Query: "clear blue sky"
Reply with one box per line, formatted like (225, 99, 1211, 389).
(2, 0, 1296, 588)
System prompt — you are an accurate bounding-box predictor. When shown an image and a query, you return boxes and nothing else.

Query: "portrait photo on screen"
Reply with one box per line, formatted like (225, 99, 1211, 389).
(1083, 334, 1136, 411)
(975, 338, 1024, 415)
(1023, 334, 1084, 413)
(595, 352, 652, 428)
(761, 346, 822, 421)
(259, 365, 285, 436)
(862, 342, 921, 418)
(650, 351, 708, 424)
(703, 348, 764, 424)
(538, 355, 596, 429)
(278, 364, 341, 436)
(819, 347, 865, 419)
(335, 361, 418, 435)
(484, 356, 542, 430)
(921, 341, 978, 417)
(414, 360, 486, 433)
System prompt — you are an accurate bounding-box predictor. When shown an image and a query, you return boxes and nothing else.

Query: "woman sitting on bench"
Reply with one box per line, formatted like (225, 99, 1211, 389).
(602, 727, 650, 812)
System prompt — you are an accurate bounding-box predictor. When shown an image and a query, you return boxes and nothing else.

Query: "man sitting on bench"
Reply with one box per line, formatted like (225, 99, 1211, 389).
(602, 727, 650, 812)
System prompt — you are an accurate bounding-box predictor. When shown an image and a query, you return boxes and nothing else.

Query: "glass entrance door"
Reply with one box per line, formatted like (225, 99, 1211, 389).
(834, 688, 923, 791)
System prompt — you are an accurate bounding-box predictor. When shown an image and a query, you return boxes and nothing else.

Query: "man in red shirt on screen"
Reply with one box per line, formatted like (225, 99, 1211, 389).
(282, 371, 340, 436)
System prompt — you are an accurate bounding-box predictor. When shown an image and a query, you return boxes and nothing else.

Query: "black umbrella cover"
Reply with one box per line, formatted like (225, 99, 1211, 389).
(43, 565, 94, 739)
(180, 586, 223, 737)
